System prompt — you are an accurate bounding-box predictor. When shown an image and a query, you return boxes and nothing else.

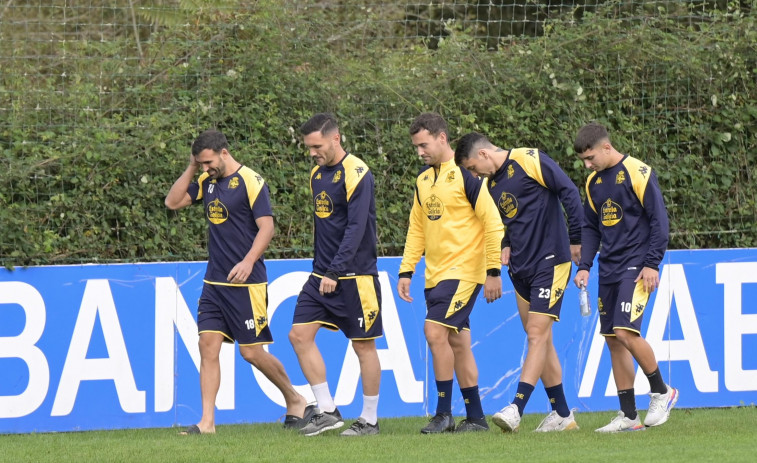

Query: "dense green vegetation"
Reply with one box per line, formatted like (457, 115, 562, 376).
(1, 1, 755, 267)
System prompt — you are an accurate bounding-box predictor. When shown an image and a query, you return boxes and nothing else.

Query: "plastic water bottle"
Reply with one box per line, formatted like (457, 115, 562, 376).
(579, 282, 591, 317)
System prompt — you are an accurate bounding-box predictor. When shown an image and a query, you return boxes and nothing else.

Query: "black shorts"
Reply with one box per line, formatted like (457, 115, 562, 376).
(509, 261, 572, 321)
(197, 282, 272, 346)
(293, 274, 383, 340)
(424, 279, 482, 332)
(598, 278, 650, 336)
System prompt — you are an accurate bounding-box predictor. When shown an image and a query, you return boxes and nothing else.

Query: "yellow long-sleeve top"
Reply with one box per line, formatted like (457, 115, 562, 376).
(400, 159, 504, 288)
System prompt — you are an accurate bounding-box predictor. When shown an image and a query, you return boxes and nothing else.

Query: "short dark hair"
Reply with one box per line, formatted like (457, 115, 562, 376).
(574, 122, 610, 154)
(454, 132, 491, 165)
(300, 113, 339, 136)
(409, 112, 448, 137)
(191, 129, 228, 156)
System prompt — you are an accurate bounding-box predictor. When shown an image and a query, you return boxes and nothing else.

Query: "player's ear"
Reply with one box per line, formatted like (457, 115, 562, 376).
(478, 148, 488, 160)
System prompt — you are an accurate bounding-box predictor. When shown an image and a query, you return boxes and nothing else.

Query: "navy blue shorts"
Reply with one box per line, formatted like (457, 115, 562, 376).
(424, 279, 482, 332)
(197, 282, 273, 346)
(508, 261, 572, 321)
(293, 274, 383, 340)
(598, 278, 650, 336)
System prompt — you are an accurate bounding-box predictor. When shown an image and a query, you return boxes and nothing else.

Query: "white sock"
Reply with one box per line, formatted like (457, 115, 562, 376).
(311, 382, 336, 413)
(361, 394, 379, 425)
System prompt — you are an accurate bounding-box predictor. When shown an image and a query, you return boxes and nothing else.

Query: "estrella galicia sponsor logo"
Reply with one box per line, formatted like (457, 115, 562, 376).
(423, 194, 444, 221)
(601, 198, 623, 226)
(207, 198, 229, 225)
(315, 191, 334, 219)
(498, 192, 518, 219)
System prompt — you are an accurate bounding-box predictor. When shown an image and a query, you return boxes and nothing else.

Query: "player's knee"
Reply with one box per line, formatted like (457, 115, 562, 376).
(239, 350, 257, 365)
(424, 326, 448, 347)
(288, 328, 301, 347)
(351, 339, 376, 356)
(288, 326, 312, 350)
(198, 336, 221, 359)
(526, 325, 549, 345)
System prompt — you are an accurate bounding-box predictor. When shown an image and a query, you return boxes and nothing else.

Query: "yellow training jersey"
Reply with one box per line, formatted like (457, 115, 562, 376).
(400, 158, 504, 288)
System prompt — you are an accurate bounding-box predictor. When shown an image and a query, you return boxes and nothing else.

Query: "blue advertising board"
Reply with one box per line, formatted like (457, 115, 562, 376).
(1, 249, 756, 433)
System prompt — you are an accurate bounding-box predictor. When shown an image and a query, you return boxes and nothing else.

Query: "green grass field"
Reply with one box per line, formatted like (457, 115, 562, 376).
(1, 407, 754, 463)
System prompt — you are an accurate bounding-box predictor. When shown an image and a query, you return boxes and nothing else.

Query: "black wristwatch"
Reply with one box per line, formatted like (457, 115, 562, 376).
(486, 268, 501, 277)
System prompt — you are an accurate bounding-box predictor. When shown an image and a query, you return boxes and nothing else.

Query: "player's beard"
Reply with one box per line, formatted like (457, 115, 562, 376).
(207, 161, 226, 179)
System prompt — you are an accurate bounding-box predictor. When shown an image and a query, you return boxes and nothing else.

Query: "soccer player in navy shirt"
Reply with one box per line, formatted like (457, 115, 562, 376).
(289, 113, 383, 437)
(165, 130, 312, 434)
(398, 113, 504, 433)
(573, 122, 679, 432)
(455, 132, 583, 433)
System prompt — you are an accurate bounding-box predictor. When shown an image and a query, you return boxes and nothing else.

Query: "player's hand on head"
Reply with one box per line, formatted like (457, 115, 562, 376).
(189, 153, 200, 169)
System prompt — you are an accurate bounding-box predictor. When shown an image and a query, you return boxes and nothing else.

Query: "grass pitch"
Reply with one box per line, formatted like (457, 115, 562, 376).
(1, 407, 754, 463)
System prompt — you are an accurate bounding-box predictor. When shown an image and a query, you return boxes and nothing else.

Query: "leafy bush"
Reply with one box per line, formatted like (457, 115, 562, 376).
(1, 0, 755, 267)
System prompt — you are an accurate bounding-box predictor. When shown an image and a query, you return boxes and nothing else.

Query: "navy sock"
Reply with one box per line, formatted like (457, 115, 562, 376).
(645, 367, 667, 394)
(460, 385, 484, 420)
(545, 383, 570, 418)
(618, 388, 637, 420)
(512, 382, 535, 416)
(435, 379, 453, 415)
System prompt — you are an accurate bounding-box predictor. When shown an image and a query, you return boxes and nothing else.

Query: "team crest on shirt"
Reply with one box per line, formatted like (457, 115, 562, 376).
(601, 198, 623, 226)
(631, 302, 645, 322)
(206, 198, 229, 225)
(596, 177, 603, 185)
(315, 173, 322, 180)
(498, 192, 518, 219)
(615, 171, 626, 184)
(314, 191, 334, 218)
(446, 171, 455, 183)
(228, 177, 239, 189)
(507, 165, 515, 178)
(332, 170, 342, 183)
(423, 194, 444, 221)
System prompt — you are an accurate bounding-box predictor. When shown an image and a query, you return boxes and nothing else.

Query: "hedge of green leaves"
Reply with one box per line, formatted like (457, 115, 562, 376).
(1, 2, 755, 267)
